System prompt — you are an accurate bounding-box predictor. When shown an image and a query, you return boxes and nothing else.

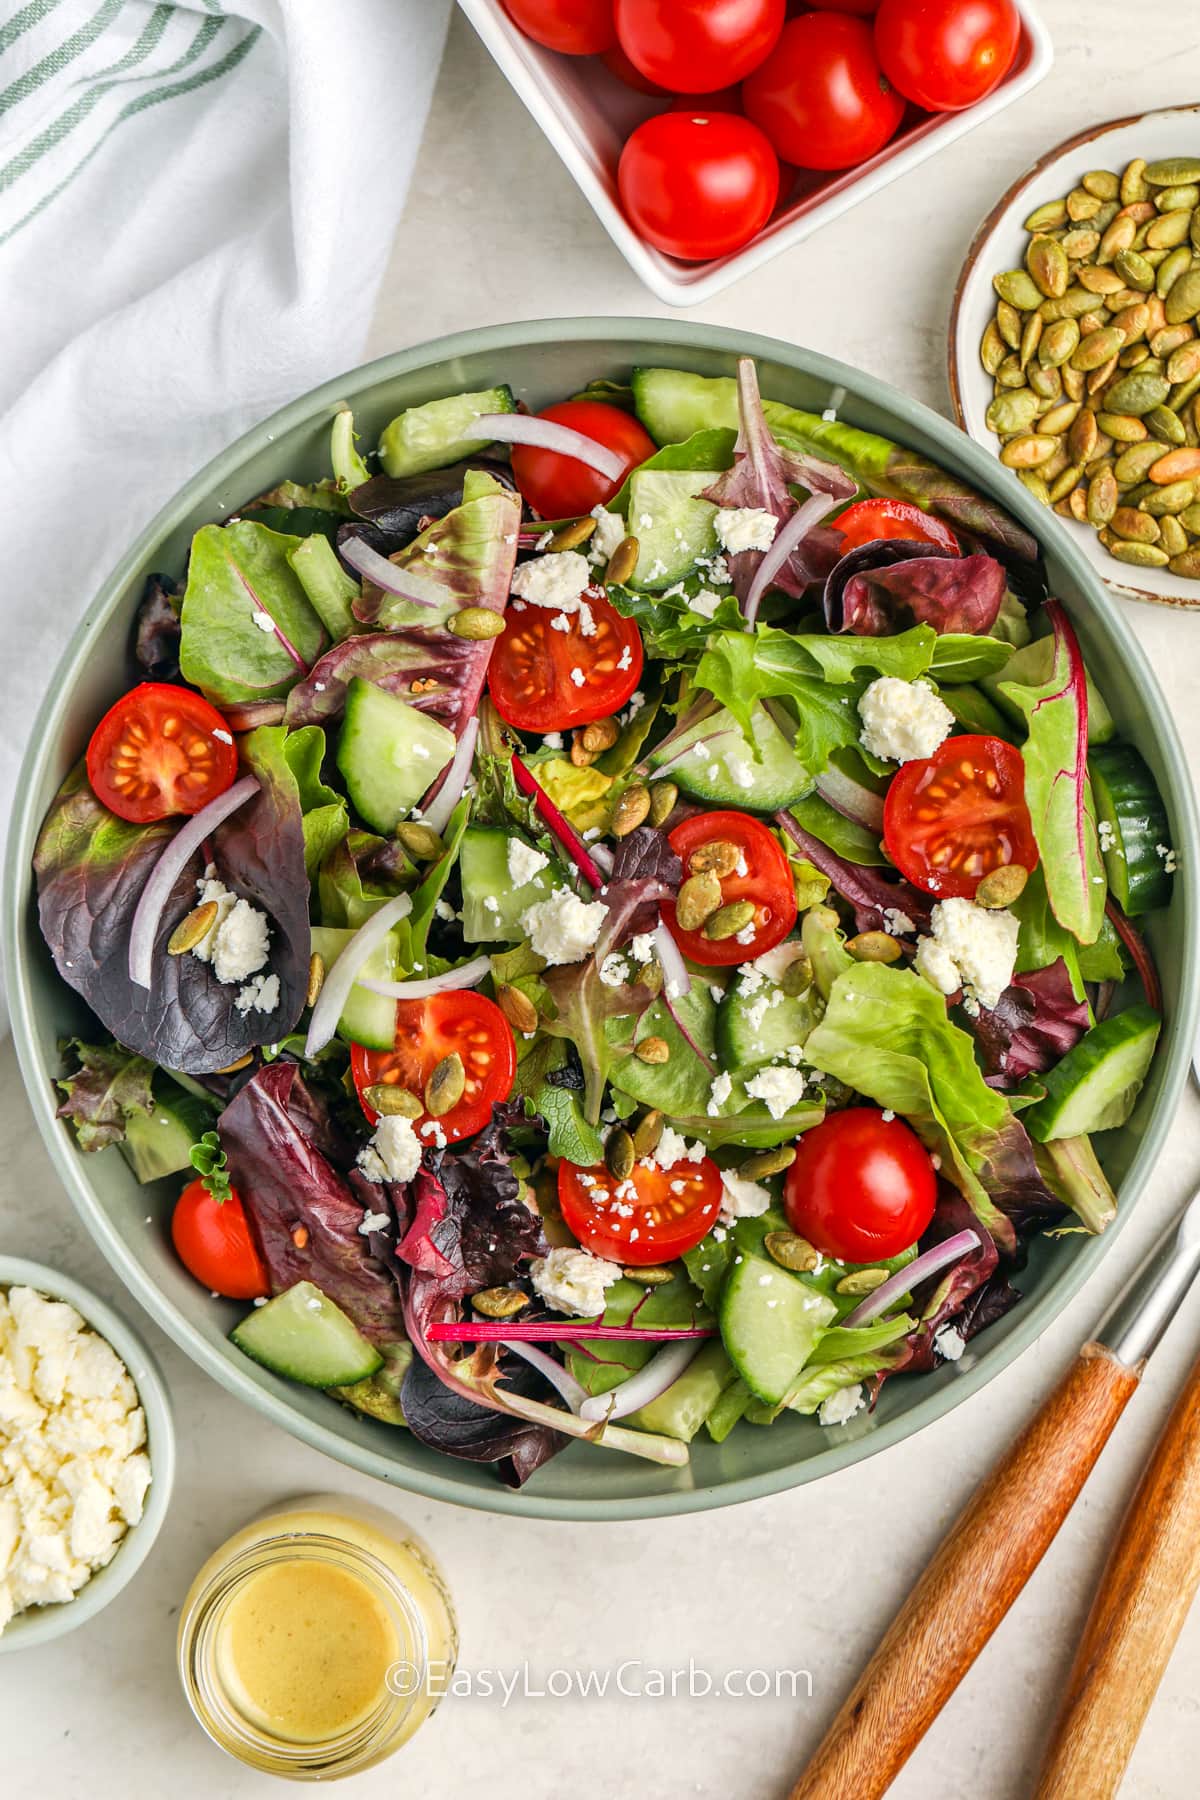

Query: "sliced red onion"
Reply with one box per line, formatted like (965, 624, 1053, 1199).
(578, 1339, 702, 1425)
(340, 535, 444, 607)
(500, 1339, 587, 1413)
(421, 715, 479, 838)
(814, 763, 885, 834)
(304, 891, 414, 1058)
(427, 1320, 715, 1343)
(511, 754, 603, 889)
(589, 842, 614, 877)
(744, 491, 838, 628)
(127, 777, 260, 989)
(359, 956, 490, 1001)
(842, 1228, 980, 1328)
(466, 413, 624, 484)
(220, 700, 285, 732)
(653, 920, 691, 1000)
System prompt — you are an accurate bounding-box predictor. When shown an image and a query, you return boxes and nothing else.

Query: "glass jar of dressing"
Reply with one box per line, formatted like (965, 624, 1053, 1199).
(178, 1493, 458, 1780)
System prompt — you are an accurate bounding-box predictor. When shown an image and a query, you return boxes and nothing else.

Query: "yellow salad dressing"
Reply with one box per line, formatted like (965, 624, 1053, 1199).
(178, 1494, 457, 1780)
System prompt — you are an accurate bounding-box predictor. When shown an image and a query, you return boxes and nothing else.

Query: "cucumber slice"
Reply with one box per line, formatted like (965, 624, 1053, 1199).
(626, 467, 719, 589)
(1025, 1004, 1161, 1142)
(719, 1255, 837, 1404)
(310, 925, 401, 1051)
(231, 1283, 383, 1388)
(459, 826, 563, 942)
(1089, 743, 1173, 916)
(337, 678, 456, 835)
(716, 978, 819, 1075)
(705, 1376, 751, 1443)
(648, 702, 811, 810)
(378, 386, 515, 478)
(624, 1341, 736, 1442)
(120, 1081, 215, 1184)
(633, 368, 739, 446)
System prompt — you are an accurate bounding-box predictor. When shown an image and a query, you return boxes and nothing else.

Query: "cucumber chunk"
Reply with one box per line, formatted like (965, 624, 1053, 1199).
(648, 701, 811, 810)
(120, 1081, 215, 1184)
(624, 1341, 736, 1442)
(337, 677, 456, 835)
(459, 826, 564, 942)
(231, 1282, 383, 1388)
(705, 1376, 752, 1443)
(719, 1255, 837, 1404)
(716, 978, 819, 1075)
(1089, 743, 1173, 916)
(378, 386, 515, 478)
(633, 368, 739, 446)
(626, 467, 720, 589)
(1025, 1004, 1161, 1142)
(311, 925, 402, 1051)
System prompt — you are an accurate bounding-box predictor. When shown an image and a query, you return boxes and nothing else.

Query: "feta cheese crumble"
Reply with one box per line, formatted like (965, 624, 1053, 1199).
(234, 972, 280, 1016)
(714, 507, 778, 553)
(818, 1384, 866, 1428)
(530, 1247, 622, 1319)
(588, 505, 626, 563)
(745, 1065, 807, 1120)
(190, 877, 270, 986)
(857, 677, 954, 765)
(629, 932, 656, 965)
(507, 839, 550, 887)
(915, 897, 1019, 1015)
(707, 1071, 733, 1116)
(358, 1210, 391, 1237)
(934, 1324, 966, 1363)
(357, 1115, 423, 1186)
(688, 588, 722, 620)
(719, 1170, 772, 1224)
(883, 908, 915, 938)
(649, 1128, 706, 1172)
(0, 1286, 152, 1637)
(598, 953, 630, 988)
(521, 891, 606, 966)
(510, 550, 591, 614)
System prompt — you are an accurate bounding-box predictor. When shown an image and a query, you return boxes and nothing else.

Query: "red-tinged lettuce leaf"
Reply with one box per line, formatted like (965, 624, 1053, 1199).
(777, 810, 932, 935)
(701, 358, 854, 604)
(350, 470, 521, 633)
(346, 460, 516, 551)
(135, 575, 181, 682)
(34, 727, 311, 1073)
(1033, 1133, 1117, 1234)
(874, 1191, 1012, 1389)
(284, 630, 492, 734)
(219, 1062, 407, 1345)
(178, 520, 328, 705)
(54, 1038, 156, 1152)
(974, 959, 1092, 1088)
(998, 600, 1105, 944)
(824, 538, 1007, 637)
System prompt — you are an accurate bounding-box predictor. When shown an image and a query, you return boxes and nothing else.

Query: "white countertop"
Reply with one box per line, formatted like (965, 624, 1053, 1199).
(6, 5, 1200, 1794)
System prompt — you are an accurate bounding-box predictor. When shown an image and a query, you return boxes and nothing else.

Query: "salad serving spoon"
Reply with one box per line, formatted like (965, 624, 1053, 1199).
(791, 1182, 1200, 1799)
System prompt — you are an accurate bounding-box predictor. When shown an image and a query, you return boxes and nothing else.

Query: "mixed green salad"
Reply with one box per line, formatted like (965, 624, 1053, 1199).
(38, 356, 1174, 1484)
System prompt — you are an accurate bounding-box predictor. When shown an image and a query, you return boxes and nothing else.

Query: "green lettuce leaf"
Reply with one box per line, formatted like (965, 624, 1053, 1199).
(352, 468, 521, 632)
(179, 520, 328, 705)
(283, 726, 348, 878)
(531, 1084, 604, 1167)
(55, 1039, 156, 1152)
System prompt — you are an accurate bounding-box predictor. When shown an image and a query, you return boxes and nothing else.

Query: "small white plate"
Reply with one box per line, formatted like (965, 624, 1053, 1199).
(949, 104, 1200, 611)
(459, 0, 1053, 308)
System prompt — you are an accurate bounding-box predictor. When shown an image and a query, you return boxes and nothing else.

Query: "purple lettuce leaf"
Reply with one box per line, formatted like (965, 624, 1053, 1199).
(345, 459, 517, 553)
(220, 1062, 407, 1345)
(54, 1038, 156, 1152)
(350, 473, 520, 631)
(701, 358, 855, 605)
(974, 959, 1091, 1088)
(34, 726, 311, 1074)
(824, 538, 1007, 637)
(135, 575, 181, 682)
(284, 629, 495, 734)
(874, 1191, 1006, 1389)
(776, 809, 932, 935)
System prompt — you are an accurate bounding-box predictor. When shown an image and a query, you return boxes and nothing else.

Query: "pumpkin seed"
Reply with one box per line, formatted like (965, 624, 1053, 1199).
(1145, 404, 1187, 445)
(364, 1083, 422, 1118)
(703, 900, 756, 941)
(495, 982, 539, 1034)
(1020, 312, 1043, 368)
(1121, 158, 1150, 205)
(781, 954, 813, 997)
(634, 1036, 670, 1065)
(1149, 447, 1200, 483)
(846, 931, 902, 964)
(1059, 286, 1106, 319)
(305, 952, 324, 1008)
(395, 820, 446, 860)
(605, 1127, 635, 1182)
(425, 1052, 466, 1117)
(996, 299, 1023, 348)
(1119, 345, 1149, 368)
(1158, 182, 1200, 212)
(167, 899, 218, 955)
(835, 1268, 890, 1297)
(621, 1265, 675, 1286)
(1104, 371, 1171, 415)
(1111, 507, 1161, 544)
(1039, 317, 1080, 366)
(1165, 270, 1200, 325)
(1115, 441, 1167, 483)
(1111, 301, 1151, 343)
(1168, 548, 1200, 577)
(630, 1109, 665, 1158)
(1017, 470, 1050, 504)
(740, 1145, 797, 1180)
(981, 319, 1007, 375)
(1000, 432, 1059, 469)
(611, 783, 651, 837)
(448, 605, 506, 640)
(1077, 263, 1125, 295)
(1067, 188, 1102, 222)
(987, 389, 1039, 435)
(1025, 197, 1069, 232)
(472, 1287, 531, 1319)
(1087, 468, 1119, 526)
(975, 863, 1029, 908)
(1107, 539, 1170, 567)
(546, 517, 596, 553)
(1159, 513, 1190, 557)
(1027, 235, 1069, 298)
(580, 716, 620, 754)
(998, 357, 1026, 392)
(647, 781, 678, 828)
(1114, 248, 1155, 291)
(1062, 228, 1100, 260)
(1068, 408, 1099, 463)
(675, 871, 722, 931)
(994, 269, 1043, 309)
(1082, 169, 1120, 201)
(1172, 372, 1200, 413)
(1098, 411, 1149, 443)
(1142, 480, 1196, 515)
(689, 837, 741, 878)
(764, 1231, 821, 1274)
(1147, 211, 1193, 250)
(1039, 399, 1081, 436)
(1071, 327, 1125, 371)
(1167, 338, 1200, 383)
(604, 535, 639, 588)
(1067, 485, 1090, 521)
(1098, 214, 1137, 262)
(1155, 246, 1194, 302)
(1062, 363, 1086, 401)
(1145, 159, 1200, 187)
(1028, 362, 1063, 400)
(569, 736, 598, 769)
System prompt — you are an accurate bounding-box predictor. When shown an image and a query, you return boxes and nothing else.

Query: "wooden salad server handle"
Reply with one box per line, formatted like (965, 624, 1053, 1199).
(790, 1187, 1200, 1800)
(1034, 1343, 1200, 1798)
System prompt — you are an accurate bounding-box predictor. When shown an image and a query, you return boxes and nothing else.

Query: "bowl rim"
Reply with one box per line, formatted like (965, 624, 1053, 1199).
(947, 101, 1200, 611)
(5, 315, 1197, 1521)
(0, 1254, 176, 1651)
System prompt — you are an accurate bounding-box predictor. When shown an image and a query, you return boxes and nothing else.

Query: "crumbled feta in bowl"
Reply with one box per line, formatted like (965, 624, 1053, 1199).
(0, 1258, 174, 1652)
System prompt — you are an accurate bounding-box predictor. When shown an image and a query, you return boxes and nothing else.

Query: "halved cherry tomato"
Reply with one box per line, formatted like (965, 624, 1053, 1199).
(489, 588, 643, 732)
(172, 1177, 269, 1301)
(618, 111, 779, 260)
(883, 733, 1038, 900)
(875, 0, 1020, 113)
(351, 992, 517, 1145)
(614, 0, 785, 93)
(559, 1154, 723, 1266)
(664, 810, 798, 967)
(833, 498, 960, 555)
(502, 0, 616, 54)
(87, 682, 238, 824)
(510, 400, 655, 521)
(742, 13, 904, 170)
(784, 1108, 937, 1262)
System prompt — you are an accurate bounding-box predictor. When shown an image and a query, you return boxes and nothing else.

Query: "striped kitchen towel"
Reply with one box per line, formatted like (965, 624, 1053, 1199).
(0, 0, 451, 960)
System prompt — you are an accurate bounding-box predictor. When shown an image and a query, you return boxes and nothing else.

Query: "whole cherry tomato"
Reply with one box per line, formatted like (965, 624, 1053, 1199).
(743, 13, 904, 170)
(618, 111, 780, 259)
(172, 1177, 269, 1301)
(502, 0, 616, 54)
(874, 0, 1021, 112)
(784, 1108, 937, 1261)
(510, 399, 655, 519)
(614, 0, 785, 93)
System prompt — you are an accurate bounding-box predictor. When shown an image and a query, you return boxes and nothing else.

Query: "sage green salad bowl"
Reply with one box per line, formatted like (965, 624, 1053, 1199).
(6, 320, 1198, 1520)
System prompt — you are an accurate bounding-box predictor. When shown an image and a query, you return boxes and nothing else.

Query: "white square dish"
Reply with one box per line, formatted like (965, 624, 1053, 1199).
(458, 0, 1054, 306)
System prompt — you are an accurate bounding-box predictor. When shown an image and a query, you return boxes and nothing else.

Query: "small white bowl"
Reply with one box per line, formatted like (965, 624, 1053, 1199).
(459, 0, 1053, 307)
(950, 104, 1200, 610)
(0, 1256, 175, 1653)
